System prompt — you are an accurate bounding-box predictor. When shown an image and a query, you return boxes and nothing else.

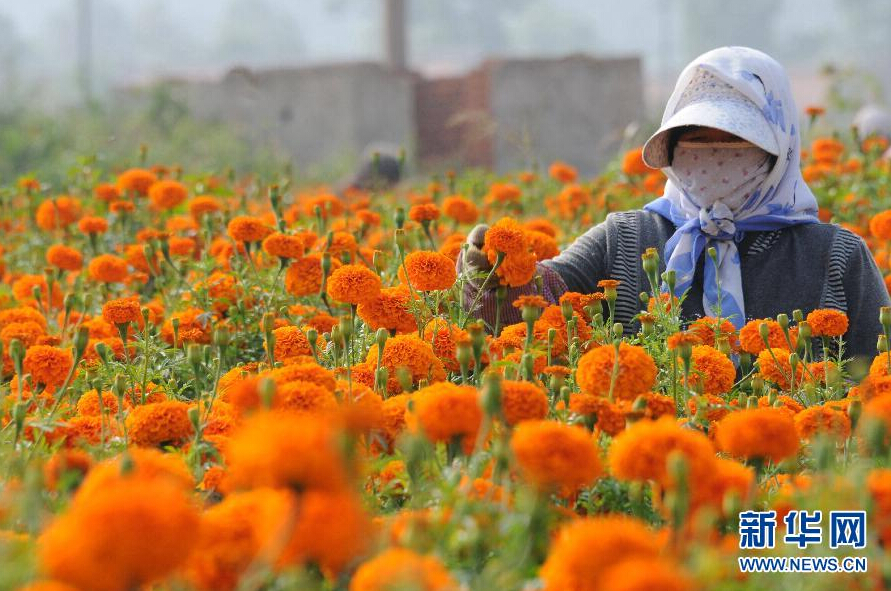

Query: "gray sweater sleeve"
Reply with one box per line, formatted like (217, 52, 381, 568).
(839, 234, 890, 360)
(540, 216, 612, 293)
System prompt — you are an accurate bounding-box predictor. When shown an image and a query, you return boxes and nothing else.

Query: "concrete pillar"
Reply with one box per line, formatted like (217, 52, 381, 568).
(384, 0, 407, 71)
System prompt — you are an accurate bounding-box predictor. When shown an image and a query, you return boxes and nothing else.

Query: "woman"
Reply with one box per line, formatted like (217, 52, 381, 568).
(459, 46, 890, 360)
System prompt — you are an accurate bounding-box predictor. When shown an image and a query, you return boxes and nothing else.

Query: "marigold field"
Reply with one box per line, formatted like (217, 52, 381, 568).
(2, 129, 891, 591)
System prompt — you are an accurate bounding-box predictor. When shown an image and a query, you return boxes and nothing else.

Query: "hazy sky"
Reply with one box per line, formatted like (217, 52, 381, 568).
(1, 0, 888, 114)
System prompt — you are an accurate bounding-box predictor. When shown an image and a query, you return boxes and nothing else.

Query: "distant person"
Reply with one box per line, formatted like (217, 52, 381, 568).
(853, 104, 891, 159)
(336, 143, 403, 196)
(458, 46, 890, 360)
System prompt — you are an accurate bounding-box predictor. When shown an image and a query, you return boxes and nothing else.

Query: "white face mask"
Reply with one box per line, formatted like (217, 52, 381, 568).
(670, 141, 774, 210)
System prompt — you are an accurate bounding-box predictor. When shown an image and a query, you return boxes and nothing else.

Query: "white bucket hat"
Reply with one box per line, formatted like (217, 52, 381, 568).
(642, 69, 780, 169)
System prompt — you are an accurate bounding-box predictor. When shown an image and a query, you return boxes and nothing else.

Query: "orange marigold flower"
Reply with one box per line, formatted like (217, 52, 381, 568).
(126, 400, 194, 447)
(794, 405, 851, 441)
(322, 231, 358, 257)
(301, 192, 344, 219)
(576, 343, 657, 401)
(400, 251, 456, 291)
(168, 236, 196, 258)
(286, 253, 342, 297)
(262, 232, 305, 259)
(643, 170, 667, 195)
(24, 345, 73, 389)
(559, 291, 603, 321)
(148, 179, 188, 210)
(739, 319, 796, 354)
(350, 548, 457, 591)
(226, 411, 349, 492)
(183, 488, 292, 591)
(357, 284, 417, 334)
(569, 393, 626, 435)
(867, 469, 891, 546)
(38, 475, 199, 591)
(188, 195, 223, 220)
(227, 216, 273, 243)
(540, 516, 660, 590)
(512, 294, 549, 310)
(408, 203, 440, 223)
(494, 249, 537, 287)
(422, 318, 469, 372)
(716, 407, 799, 462)
(806, 308, 849, 337)
(442, 195, 479, 225)
(621, 147, 651, 176)
(869, 354, 891, 379)
(863, 395, 891, 436)
(276, 380, 338, 415)
(338, 382, 385, 434)
(46, 244, 83, 271)
(365, 335, 445, 394)
(277, 490, 371, 575)
(666, 331, 700, 350)
(94, 183, 119, 202)
(376, 394, 411, 453)
(36, 197, 82, 231)
(620, 392, 676, 422)
(200, 270, 239, 313)
(326, 264, 382, 305)
(43, 449, 93, 492)
(548, 160, 578, 183)
(687, 317, 739, 349)
(77, 448, 193, 497)
(76, 389, 119, 416)
(527, 230, 560, 261)
(756, 348, 803, 390)
(485, 183, 522, 204)
(604, 559, 693, 591)
(609, 417, 714, 486)
(273, 325, 314, 360)
(410, 382, 482, 450)
(12, 274, 63, 309)
(116, 167, 158, 196)
(500, 380, 548, 425)
(161, 307, 214, 345)
(109, 200, 135, 214)
(870, 210, 891, 240)
(0, 306, 47, 329)
(438, 234, 465, 262)
(1, 321, 46, 351)
(757, 394, 804, 414)
(102, 297, 142, 326)
(688, 345, 736, 395)
(863, 136, 890, 153)
(355, 209, 381, 227)
(511, 420, 602, 491)
(811, 137, 845, 164)
(268, 361, 337, 391)
(524, 218, 558, 237)
(87, 254, 129, 283)
(483, 217, 528, 256)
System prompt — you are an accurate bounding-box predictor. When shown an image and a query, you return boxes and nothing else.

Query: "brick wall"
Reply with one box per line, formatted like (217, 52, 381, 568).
(415, 68, 493, 170)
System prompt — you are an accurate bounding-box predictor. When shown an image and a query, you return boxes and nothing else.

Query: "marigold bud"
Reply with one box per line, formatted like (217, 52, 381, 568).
(258, 377, 275, 409)
(481, 373, 502, 417)
(777, 313, 789, 329)
(74, 326, 90, 359)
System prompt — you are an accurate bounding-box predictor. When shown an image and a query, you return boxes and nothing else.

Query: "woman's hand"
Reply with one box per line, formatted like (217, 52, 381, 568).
(460, 224, 500, 290)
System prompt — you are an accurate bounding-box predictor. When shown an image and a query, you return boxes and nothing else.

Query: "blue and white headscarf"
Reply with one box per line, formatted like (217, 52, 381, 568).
(644, 46, 820, 329)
